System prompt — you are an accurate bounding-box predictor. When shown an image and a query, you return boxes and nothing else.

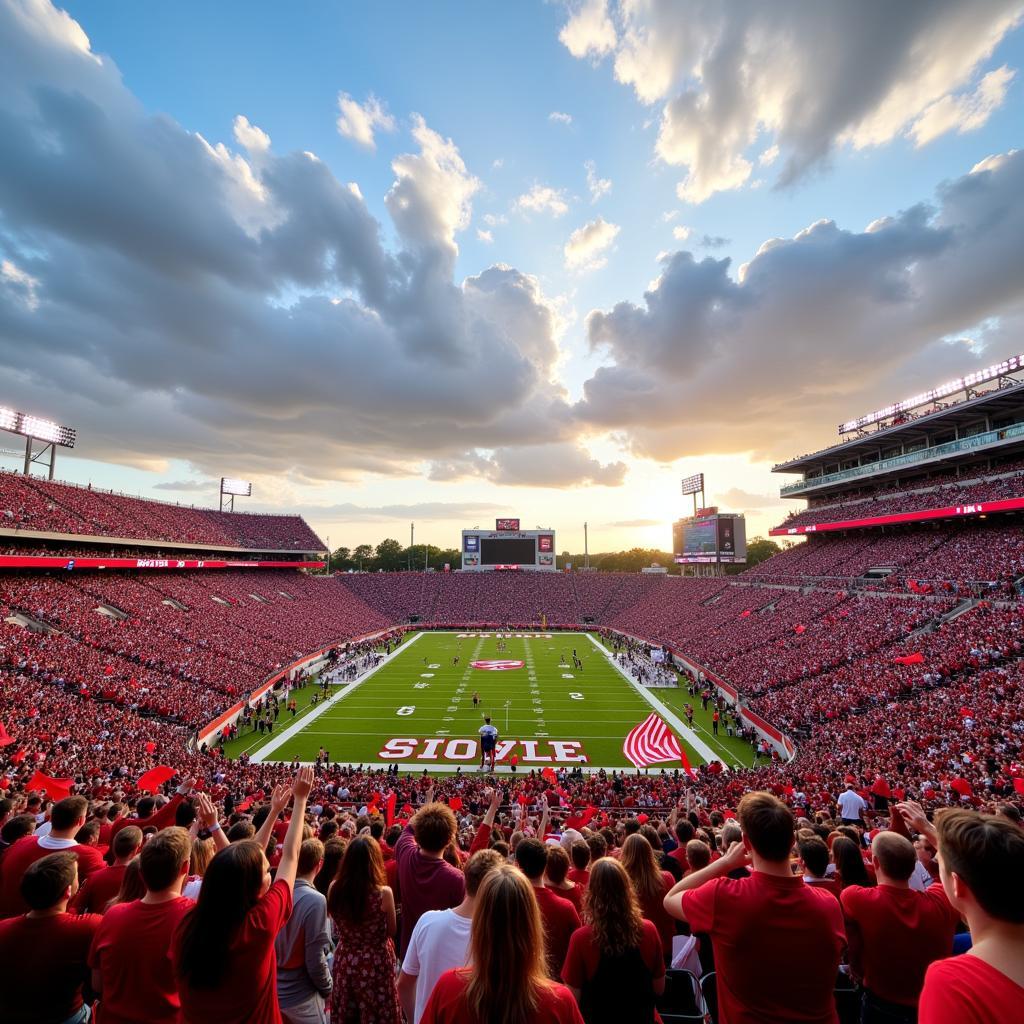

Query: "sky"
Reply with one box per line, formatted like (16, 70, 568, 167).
(2, 0, 1024, 554)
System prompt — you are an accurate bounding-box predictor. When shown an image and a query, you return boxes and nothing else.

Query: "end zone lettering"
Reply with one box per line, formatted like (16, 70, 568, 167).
(378, 737, 588, 763)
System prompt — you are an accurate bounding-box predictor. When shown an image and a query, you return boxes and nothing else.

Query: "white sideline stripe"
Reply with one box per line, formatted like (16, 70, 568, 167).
(251, 632, 425, 763)
(586, 633, 722, 766)
(274, 762, 690, 774)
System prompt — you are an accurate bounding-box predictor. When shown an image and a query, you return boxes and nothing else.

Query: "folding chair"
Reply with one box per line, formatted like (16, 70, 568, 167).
(657, 968, 709, 1023)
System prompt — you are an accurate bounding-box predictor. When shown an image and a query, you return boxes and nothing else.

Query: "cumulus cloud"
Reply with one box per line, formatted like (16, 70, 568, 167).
(672, 225, 691, 241)
(336, 92, 396, 149)
(476, 228, 493, 243)
(428, 443, 626, 487)
(233, 114, 270, 153)
(549, 111, 573, 125)
(514, 184, 570, 217)
(575, 148, 1024, 461)
(559, 0, 617, 60)
(910, 65, 1016, 146)
(559, 0, 1023, 202)
(0, 0, 582, 487)
(564, 217, 620, 271)
(585, 159, 612, 202)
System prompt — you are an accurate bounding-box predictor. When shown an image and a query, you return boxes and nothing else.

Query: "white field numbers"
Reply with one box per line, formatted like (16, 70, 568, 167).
(396, 706, 416, 716)
(569, 692, 584, 700)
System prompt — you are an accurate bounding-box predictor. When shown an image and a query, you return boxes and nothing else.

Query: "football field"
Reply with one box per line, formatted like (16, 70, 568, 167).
(229, 631, 755, 771)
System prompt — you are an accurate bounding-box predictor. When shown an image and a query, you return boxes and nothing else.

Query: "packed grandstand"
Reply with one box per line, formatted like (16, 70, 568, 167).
(1, 378, 1023, 1023)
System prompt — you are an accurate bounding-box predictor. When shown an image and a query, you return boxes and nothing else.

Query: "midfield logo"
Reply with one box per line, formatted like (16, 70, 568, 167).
(378, 737, 588, 762)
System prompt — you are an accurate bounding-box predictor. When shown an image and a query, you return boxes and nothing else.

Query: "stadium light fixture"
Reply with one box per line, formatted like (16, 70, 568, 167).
(0, 405, 77, 479)
(839, 354, 1024, 434)
(219, 476, 252, 512)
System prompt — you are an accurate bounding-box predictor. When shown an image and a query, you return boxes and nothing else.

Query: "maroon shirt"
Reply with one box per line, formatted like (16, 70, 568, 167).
(395, 825, 465, 956)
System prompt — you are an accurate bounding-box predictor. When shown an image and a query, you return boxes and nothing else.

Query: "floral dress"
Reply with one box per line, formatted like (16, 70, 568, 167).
(330, 888, 401, 1024)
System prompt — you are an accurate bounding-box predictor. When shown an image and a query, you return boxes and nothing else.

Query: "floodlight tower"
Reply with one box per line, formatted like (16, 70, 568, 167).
(219, 477, 252, 512)
(0, 407, 76, 479)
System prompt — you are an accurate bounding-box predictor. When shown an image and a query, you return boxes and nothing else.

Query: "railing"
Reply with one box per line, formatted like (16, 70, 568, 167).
(781, 422, 1024, 495)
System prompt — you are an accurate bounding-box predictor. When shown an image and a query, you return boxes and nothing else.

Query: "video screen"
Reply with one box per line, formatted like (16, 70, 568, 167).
(538, 534, 553, 552)
(481, 537, 536, 565)
(463, 535, 479, 552)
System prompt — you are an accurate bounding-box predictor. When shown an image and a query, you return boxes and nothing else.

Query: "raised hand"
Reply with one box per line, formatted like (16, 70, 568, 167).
(292, 765, 314, 802)
(270, 782, 293, 816)
(193, 792, 219, 831)
(895, 800, 929, 833)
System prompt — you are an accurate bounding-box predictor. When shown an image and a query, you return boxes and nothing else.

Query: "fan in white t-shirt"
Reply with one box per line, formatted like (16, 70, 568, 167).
(837, 784, 868, 824)
(398, 849, 503, 1024)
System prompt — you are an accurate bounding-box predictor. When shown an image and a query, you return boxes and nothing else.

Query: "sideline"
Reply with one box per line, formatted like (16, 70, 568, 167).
(586, 633, 723, 765)
(251, 632, 425, 763)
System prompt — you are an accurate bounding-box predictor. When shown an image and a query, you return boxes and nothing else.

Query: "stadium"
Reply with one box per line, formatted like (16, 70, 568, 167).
(3, 4, 1023, 1024)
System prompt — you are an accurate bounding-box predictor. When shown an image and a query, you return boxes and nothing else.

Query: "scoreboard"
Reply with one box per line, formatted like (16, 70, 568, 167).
(673, 513, 747, 564)
(461, 525, 556, 571)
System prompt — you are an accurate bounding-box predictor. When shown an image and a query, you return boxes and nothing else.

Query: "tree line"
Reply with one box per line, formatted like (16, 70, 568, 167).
(327, 537, 783, 573)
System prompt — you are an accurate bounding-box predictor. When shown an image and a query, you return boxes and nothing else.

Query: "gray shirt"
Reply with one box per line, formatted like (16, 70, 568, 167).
(275, 879, 333, 1007)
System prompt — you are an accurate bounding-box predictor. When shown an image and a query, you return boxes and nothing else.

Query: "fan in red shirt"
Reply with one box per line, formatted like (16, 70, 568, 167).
(0, 796, 105, 918)
(71, 826, 143, 915)
(0, 850, 102, 1024)
(917, 807, 1024, 1024)
(544, 845, 585, 916)
(108, 779, 194, 844)
(665, 791, 846, 1024)
(619, 833, 676, 959)
(420, 865, 583, 1024)
(566, 840, 591, 890)
(90, 825, 200, 1024)
(170, 767, 313, 1024)
(562, 858, 665, 1023)
(841, 831, 960, 1019)
(514, 838, 581, 978)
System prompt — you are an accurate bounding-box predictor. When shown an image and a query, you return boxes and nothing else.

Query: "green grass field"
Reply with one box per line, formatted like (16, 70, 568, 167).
(225, 632, 756, 771)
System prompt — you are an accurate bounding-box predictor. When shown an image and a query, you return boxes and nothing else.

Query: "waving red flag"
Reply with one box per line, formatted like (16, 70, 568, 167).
(0, 722, 15, 747)
(385, 791, 397, 828)
(448, 796, 463, 812)
(893, 652, 925, 666)
(136, 765, 176, 793)
(27, 770, 74, 800)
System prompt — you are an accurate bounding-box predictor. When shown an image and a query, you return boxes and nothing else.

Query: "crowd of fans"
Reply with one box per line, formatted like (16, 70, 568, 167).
(0, 769, 1020, 1023)
(0, 471, 324, 550)
(776, 460, 1024, 531)
(0, 499, 1022, 1019)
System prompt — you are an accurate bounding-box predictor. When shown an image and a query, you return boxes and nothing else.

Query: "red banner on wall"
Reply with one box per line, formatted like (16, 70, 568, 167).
(0, 556, 325, 570)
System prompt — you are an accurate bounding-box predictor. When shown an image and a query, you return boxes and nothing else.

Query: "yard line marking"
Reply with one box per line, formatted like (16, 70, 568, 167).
(251, 633, 424, 763)
(585, 633, 722, 766)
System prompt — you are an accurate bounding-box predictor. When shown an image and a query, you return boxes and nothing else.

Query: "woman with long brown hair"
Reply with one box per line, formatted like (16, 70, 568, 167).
(171, 767, 313, 1024)
(618, 833, 676, 959)
(562, 858, 665, 1023)
(420, 864, 584, 1024)
(326, 835, 401, 1023)
(832, 835, 875, 890)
